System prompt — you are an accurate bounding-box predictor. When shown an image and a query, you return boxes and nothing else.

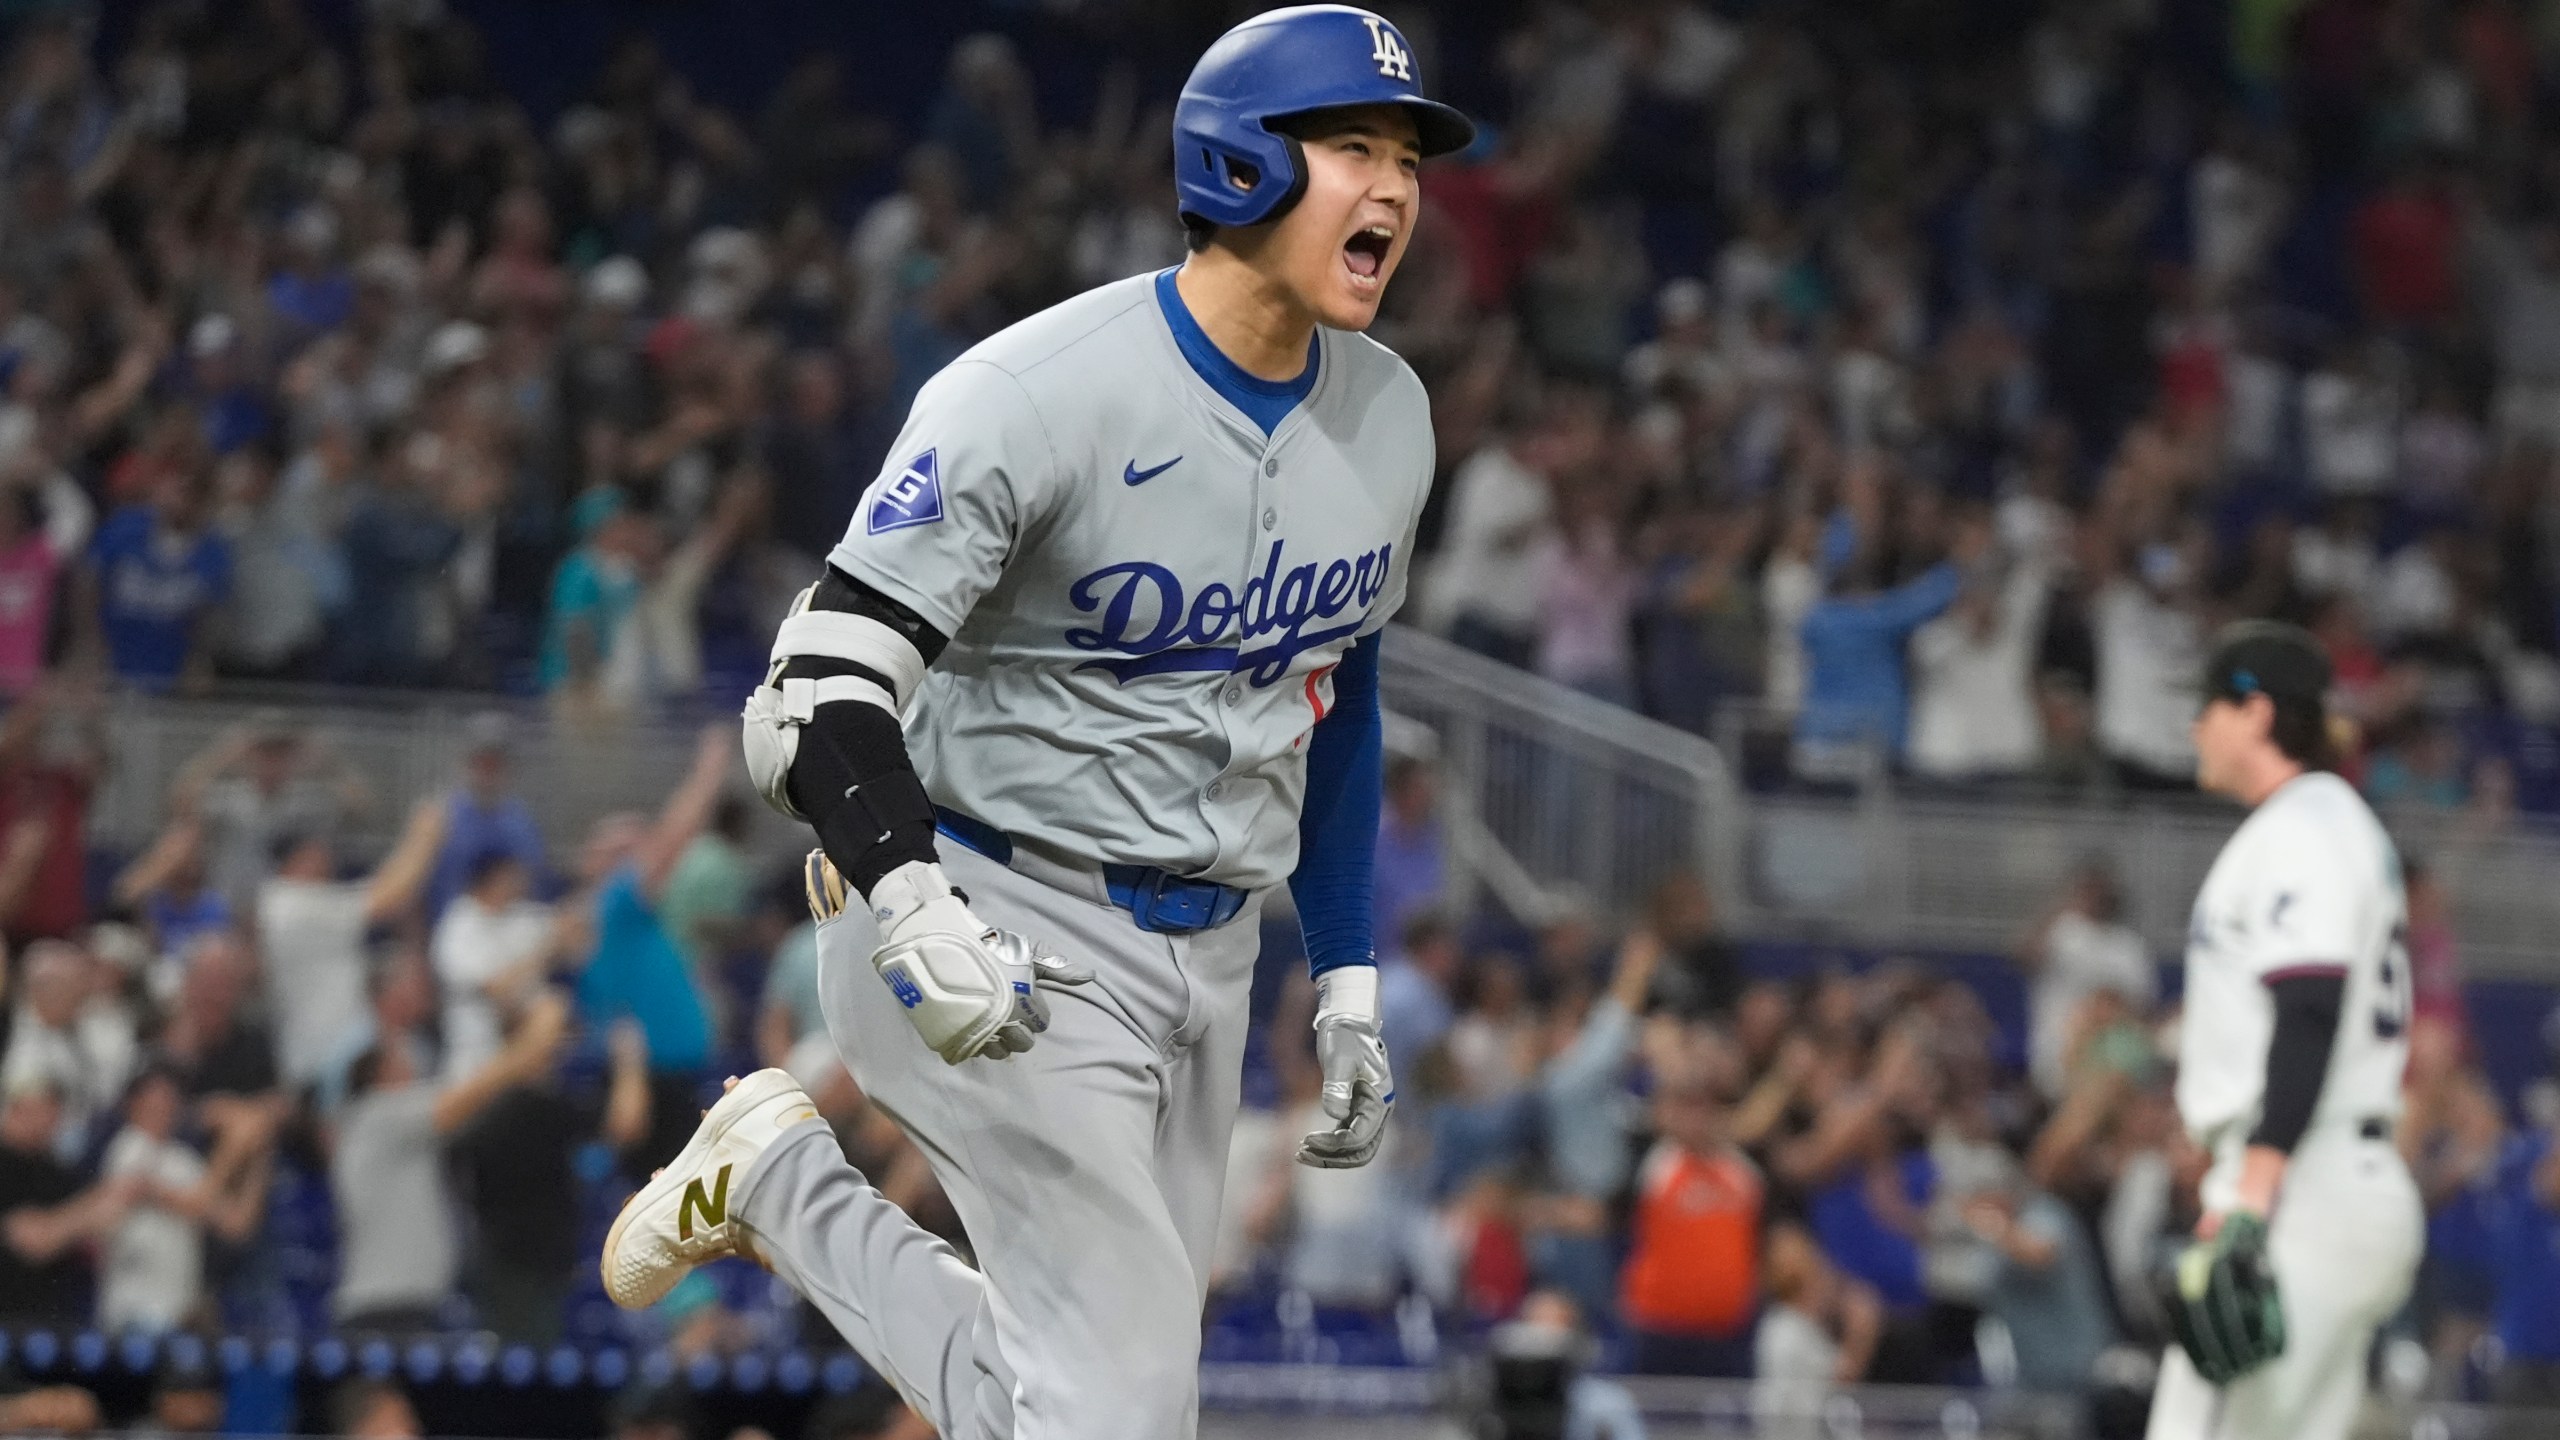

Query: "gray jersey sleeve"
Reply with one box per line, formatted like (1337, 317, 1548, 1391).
(828, 361, 1057, 638)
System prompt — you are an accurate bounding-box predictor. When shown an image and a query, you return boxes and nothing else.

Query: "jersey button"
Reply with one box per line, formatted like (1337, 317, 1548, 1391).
(1263, 458, 1280, 477)
(1261, 507, 1277, 530)
(1224, 685, 1242, 705)
(1204, 781, 1225, 800)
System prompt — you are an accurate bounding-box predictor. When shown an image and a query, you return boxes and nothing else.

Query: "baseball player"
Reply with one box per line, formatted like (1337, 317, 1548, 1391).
(597, 9, 1470, 1439)
(2147, 621, 2424, 1440)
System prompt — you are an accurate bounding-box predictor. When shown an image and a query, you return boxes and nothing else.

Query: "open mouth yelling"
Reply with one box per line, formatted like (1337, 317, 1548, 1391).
(1344, 224, 1394, 288)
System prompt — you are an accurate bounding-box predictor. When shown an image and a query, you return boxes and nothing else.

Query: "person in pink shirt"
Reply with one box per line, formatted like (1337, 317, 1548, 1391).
(0, 472, 92, 696)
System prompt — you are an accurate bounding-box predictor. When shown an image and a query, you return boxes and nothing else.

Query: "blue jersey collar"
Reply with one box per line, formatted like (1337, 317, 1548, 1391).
(1153, 268, 1318, 437)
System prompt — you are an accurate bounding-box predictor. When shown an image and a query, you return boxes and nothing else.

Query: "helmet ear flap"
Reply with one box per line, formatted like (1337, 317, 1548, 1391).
(1263, 133, 1310, 226)
(1175, 122, 1308, 229)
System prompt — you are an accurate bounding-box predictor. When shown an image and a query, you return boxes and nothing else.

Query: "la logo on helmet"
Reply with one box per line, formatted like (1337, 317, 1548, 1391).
(1361, 16, 1412, 81)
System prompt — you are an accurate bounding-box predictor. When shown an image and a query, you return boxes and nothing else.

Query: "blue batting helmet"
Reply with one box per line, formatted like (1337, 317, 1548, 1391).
(1173, 5, 1475, 230)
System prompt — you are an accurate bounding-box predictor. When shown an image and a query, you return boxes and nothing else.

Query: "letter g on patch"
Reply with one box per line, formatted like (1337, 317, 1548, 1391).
(868, 450, 945, 535)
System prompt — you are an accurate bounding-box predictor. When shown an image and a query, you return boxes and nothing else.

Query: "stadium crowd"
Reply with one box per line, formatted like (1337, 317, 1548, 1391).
(6, 0, 2560, 1435)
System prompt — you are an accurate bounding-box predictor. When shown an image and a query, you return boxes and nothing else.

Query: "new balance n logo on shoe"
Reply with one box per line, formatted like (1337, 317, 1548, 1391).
(678, 1164, 733, 1241)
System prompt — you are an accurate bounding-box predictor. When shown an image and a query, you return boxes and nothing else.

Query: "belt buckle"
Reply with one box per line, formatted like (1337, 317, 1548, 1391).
(1128, 869, 1206, 934)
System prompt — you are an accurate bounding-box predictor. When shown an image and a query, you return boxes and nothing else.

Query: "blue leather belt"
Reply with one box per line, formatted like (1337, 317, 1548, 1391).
(933, 807, 1248, 936)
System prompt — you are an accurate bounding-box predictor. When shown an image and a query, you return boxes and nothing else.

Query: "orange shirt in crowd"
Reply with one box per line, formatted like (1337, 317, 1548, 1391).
(1620, 1140, 1762, 1337)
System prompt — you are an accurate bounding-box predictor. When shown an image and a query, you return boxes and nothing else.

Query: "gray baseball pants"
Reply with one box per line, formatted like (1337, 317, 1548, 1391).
(735, 842, 1265, 1440)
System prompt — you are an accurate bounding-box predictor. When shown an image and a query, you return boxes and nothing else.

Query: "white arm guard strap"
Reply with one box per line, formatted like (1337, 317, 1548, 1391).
(768, 606, 928, 709)
(741, 588, 930, 821)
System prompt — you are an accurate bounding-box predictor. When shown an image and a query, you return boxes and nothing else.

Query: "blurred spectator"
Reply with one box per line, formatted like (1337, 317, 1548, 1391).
(0, 466, 91, 695)
(659, 795, 754, 973)
(1373, 753, 1446, 948)
(1, 938, 136, 1154)
(447, 1012, 650, 1341)
(1426, 419, 1565, 668)
(756, 899, 827, 1076)
(1753, 1222, 1882, 1432)
(1530, 929, 1662, 1316)
(1791, 515, 1983, 780)
(2402, 1016, 2505, 1394)
(215, 439, 337, 679)
(2016, 863, 2155, 1101)
(96, 1069, 211, 1331)
(2469, 213, 2560, 451)
(569, 726, 732, 1158)
(84, 468, 229, 692)
(330, 988, 572, 1331)
(2301, 341, 2401, 499)
(2405, 860, 2470, 1038)
(333, 427, 480, 688)
(426, 712, 547, 918)
(1379, 910, 1459, 1073)
(1532, 496, 1640, 704)
(112, 822, 233, 979)
(152, 932, 276, 1102)
(1907, 552, 2052, 783)
(2487, 1086, 2560, 1414)
(1644, 871, 1739, 1020)
(2088, 525, 2206, 789)
(1445, 954, 1539, 1108)
(431, 845, 573, 1078)
(1620, 1083, 1762, 1377)
(173, 717, 372, 912)
(316, 948, 437, 1115)
(0, 686, 104, 945)
(1959, 1175, 2115, 1391)
(537, 492, 652, 697)
(0, 1077, 133, 1326)
(257, 797, 449, 1087)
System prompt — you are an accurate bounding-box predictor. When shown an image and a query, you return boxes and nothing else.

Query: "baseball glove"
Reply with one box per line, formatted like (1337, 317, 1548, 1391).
(2158, 1212, 2286, 1386)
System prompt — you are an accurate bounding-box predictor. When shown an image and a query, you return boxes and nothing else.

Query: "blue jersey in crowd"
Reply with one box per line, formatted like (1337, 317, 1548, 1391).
(2489, 1131, 2560, 1363)
(91, 506, 230, 688)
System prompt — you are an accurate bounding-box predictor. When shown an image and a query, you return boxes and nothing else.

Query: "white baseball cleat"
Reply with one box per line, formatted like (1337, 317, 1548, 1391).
(600, 1068, 820, 1309)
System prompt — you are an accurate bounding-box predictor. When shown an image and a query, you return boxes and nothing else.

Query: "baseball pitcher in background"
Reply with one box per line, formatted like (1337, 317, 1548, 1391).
(2149, 621, 2424, 1439)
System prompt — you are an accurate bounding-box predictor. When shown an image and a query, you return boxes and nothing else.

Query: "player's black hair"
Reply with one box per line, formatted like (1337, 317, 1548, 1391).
(2266, 692, 2338, 772)
(1183, 216, 1216, 252)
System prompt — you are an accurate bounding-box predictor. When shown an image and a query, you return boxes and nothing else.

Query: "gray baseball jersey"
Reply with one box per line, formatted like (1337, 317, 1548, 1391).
(826, 270, 1433, 889)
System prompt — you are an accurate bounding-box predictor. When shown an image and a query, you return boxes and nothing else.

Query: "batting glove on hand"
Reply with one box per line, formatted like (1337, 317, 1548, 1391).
(1298, 965, 1394, 1169)
(864, 859, 1093, 1065)
(2158, 1211, 2287, 1385)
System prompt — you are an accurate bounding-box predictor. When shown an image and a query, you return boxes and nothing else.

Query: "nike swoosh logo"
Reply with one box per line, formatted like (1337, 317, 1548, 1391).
(1124, 455, 1183, 486)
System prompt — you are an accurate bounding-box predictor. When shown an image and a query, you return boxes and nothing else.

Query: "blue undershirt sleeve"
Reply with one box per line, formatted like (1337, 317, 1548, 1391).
(1289, 631, 1384, 977)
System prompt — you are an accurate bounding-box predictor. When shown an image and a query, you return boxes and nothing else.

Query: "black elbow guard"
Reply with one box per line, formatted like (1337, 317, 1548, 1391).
(785, 701, 940, 897)
(777, 568, 953, 895)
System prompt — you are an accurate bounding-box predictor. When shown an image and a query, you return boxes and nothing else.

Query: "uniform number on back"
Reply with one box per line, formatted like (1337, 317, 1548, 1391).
(2374, 923, 2412, 1040)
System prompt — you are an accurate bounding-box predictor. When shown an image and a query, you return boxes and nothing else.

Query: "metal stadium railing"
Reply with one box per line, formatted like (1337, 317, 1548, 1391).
(1377, 626, 1740, 927)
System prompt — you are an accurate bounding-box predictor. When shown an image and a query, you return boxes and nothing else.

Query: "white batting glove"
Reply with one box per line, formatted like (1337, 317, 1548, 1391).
(867, 860, 1093, 1065)
(1297, 964, 1394, 1169)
